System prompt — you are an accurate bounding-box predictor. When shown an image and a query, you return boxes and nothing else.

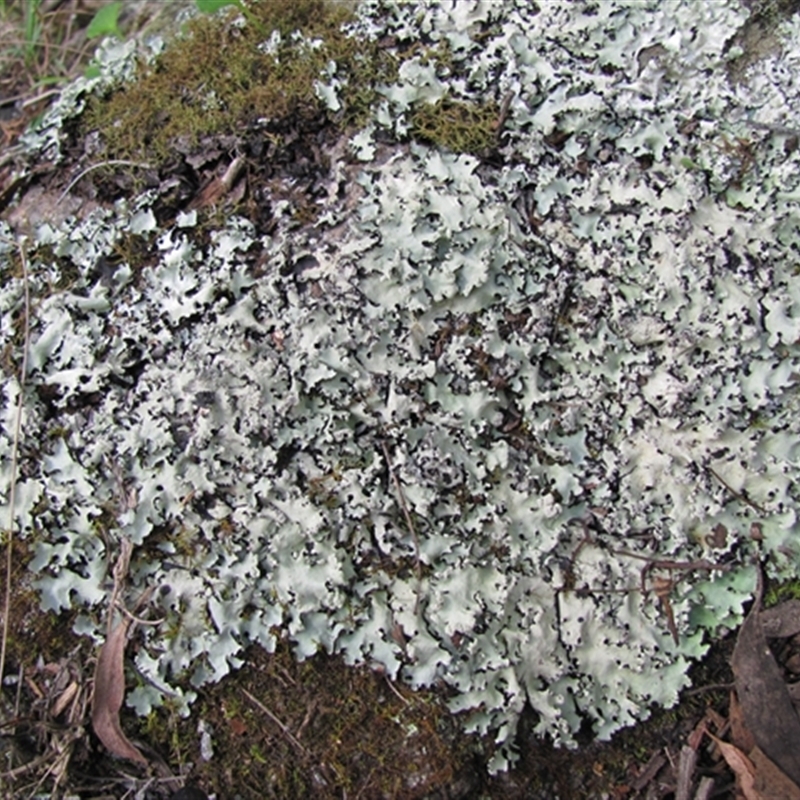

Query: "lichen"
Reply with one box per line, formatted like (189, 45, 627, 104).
(3, 0, 800, 775)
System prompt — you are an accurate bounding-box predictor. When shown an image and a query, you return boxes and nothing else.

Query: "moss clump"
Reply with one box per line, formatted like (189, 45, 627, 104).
(411, 95, 500, 155)
(764, 576, 800, 607)
(79, 0, 502, 167)
(80, 0, 397, 163)
(0, 537, 84, 669)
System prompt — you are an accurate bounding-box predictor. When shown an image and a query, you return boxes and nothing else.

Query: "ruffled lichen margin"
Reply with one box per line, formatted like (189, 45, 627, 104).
(2, 0, 800, 772)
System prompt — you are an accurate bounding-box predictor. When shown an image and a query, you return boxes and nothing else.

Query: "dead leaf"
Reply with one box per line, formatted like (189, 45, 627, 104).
(51, 680, 79, 719)
(91, 538, 147, 765)
(759, 600, 800, 639)
(706, 523, 729, 549)
(732, 595, 800, 786)
(750, 746, 800, 800)
(91, 617, 147, 764)
(729, 690, 756, 754)
(709, 735, 759, 800)
(228, 716, 248, 736)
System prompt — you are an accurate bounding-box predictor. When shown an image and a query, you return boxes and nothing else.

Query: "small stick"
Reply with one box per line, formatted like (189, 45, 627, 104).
(243, 688, 308, 756)
(384, 676, 410, 706)
(743, 120, 800, 138)
(705, 464, 766, 514)
(115, 586, 162, 627)
(683, 681, 735, 697)
(190, 155, 246, 210)
(614, 549, 728, 573)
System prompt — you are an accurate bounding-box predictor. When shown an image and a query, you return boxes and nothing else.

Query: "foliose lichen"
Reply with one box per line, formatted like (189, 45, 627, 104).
(2, 0, 800, 772)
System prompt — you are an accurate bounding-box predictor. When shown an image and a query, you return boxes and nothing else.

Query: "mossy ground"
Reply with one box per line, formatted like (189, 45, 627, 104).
(0, 562, 737, 799)
(75, 0, 507, 174)
(2, 0, 799, 797)
(80, 1, 379, 162)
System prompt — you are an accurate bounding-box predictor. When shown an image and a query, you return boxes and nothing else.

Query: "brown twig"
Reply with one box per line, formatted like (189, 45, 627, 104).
(705, 464, 766, 515)
(614, 549, 729, 577)
(494, 91, 514, 141)
(613, 550, 730, 644)
(683, 681, 736, 697)
(384, 675, 410, 706)
(189, 155, 246, 210)
(744, 119, 800, 138)
(243, 688, 309, 756)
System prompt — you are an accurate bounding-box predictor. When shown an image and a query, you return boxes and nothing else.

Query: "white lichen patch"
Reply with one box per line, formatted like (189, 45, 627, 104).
(3, 0, 800, 772)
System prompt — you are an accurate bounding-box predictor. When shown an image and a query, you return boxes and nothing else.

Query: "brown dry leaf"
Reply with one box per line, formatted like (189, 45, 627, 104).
(732, 599, 800, 786)
(51, 680, 79, 719)
(91, 618, 147, 765)
(729, 690, 756, 754)
(709, 735, 759, 800)
(750, 746, 800, 800)
(759, 600, 800, 639)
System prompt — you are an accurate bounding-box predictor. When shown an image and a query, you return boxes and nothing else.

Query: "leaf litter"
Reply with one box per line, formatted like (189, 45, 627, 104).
(720, 568, 800, 798)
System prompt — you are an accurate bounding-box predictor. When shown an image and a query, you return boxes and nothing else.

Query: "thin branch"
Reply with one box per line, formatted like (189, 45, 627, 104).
(0, 236, 31, 701)
(705, 464, 766, 514)
(494, 91, 514, 141)
(384, 676, 410, 705)
(243, 688, 309, 756)
(744, 119, 800, 138)
(683, 681, 735, 697)
(613, 549, 729, 573)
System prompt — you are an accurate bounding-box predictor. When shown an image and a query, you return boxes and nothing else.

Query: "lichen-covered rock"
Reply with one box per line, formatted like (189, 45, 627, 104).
(2, 0, 800, 771)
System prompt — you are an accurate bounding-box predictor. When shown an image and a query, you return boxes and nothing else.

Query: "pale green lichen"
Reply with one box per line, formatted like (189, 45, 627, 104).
(3, 0, 800, 775)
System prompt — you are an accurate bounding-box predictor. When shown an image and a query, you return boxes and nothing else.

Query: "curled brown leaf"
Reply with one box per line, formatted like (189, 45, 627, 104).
(91, 617, 147, 764)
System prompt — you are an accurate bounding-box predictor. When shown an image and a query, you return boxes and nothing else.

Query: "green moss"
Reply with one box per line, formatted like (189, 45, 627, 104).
(764, 576, 800, 607)
(132, 643, 466, 799)
(80, 0, 397, 163)
(0, 537, 85, 668)
(411, 95, 499, 155)
(78, 0, 501, 171)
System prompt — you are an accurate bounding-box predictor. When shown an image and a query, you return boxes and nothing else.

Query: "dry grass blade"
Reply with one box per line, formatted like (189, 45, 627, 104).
(380, 439, 422, 610)
(243, 688, 309, 757)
